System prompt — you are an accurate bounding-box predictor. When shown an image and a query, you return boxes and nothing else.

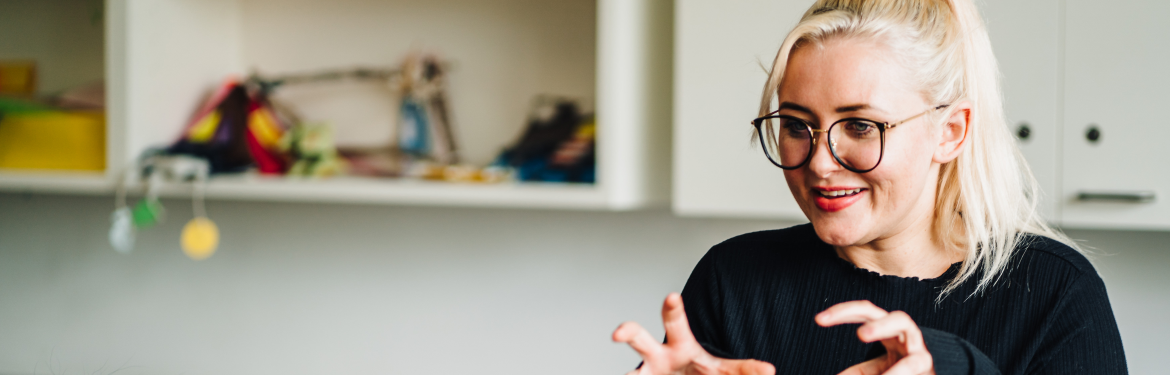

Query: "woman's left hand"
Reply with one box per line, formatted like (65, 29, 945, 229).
(816, 300, 936, 375)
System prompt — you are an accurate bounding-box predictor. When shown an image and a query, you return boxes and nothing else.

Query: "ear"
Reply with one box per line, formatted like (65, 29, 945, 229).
(933, 100, 971, 164)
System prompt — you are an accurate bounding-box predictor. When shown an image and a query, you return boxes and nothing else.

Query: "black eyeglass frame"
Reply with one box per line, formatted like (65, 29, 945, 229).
(751, 104, 950, 173)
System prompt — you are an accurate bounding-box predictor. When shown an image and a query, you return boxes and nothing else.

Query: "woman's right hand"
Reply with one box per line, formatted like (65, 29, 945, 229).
(612, 293, 775, 375)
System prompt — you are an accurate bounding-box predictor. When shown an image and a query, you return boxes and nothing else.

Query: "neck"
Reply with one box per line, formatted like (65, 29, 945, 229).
(834, 223, 959, 279)
(835, 176, 962, 279)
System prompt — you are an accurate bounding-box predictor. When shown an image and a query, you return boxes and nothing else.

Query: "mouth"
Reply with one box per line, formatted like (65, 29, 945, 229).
(813, 186, 867, 212)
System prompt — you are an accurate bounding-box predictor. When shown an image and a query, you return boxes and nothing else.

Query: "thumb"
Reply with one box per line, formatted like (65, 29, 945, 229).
(836, 356, 888, 375)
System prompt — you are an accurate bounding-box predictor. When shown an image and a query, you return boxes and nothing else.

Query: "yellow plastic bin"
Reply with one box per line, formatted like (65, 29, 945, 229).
(0, 110, 106, 171)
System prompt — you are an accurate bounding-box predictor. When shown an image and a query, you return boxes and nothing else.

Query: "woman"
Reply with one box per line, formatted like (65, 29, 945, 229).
(613, 0, 1127, 374)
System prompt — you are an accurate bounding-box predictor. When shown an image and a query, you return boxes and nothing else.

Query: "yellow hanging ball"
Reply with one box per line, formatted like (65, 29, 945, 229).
(181, 217, 219, 260)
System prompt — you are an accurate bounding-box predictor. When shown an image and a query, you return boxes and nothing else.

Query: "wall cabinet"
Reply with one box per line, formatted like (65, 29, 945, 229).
(0, 0, 672, 211)
(674, 0, 1170, 230)
(1060, 0, 1170, 230)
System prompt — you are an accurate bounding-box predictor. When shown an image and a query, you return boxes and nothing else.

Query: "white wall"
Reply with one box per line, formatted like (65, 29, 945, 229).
(1064, 227, 1170, 374)
(0, 0, 105, 95)
(0, 193, 1165, 374)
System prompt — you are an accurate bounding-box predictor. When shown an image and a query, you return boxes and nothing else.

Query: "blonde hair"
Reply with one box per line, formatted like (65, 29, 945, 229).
(760, 0, 1081, 297)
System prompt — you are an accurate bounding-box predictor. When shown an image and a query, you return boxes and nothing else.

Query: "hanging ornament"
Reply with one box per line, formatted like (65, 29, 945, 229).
(110, 170, 138, 254)
(110, 206, 136, 254)
(181, 217, 219, 260)
(109, 152, 220, 259)
(130, 198, 165, 229)
(181, 160, 218, 260)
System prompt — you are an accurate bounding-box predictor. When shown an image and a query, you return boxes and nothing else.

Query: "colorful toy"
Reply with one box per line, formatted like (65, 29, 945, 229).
(391, 53, 459, 165)
(280, 123, 346, 178)
(494, 96, 595, 183)
(167, 80, 290, 174)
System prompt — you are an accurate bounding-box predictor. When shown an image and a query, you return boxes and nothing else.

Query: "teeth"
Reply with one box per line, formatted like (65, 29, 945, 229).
(821, 188, 863, 197)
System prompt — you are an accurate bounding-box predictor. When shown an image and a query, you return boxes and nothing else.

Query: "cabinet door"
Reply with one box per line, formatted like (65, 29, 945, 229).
(982, 0, 1062, 222)
(1062, 0, 1170, 230)
(673, 0, 809, 219)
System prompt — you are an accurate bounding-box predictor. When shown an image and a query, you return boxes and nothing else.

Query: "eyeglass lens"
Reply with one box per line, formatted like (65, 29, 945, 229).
(759, 116, 884, 171)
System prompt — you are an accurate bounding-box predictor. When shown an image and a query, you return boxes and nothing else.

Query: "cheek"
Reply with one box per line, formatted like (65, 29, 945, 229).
(783, 169, 823, 216)
(882, 129, 935, 173)
(869, 138, 934, 206)
(782, 170, 807, 199)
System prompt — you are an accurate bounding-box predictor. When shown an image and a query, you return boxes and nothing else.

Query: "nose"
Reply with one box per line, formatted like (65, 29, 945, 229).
(806, 131, 841, 177)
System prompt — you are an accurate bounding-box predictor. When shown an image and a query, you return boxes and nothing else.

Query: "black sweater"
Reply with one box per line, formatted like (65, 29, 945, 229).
(678, 224, 1127, 375)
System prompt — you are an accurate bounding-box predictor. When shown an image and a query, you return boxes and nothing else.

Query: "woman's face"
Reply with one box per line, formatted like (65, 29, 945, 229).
(777, 38, 946, 247)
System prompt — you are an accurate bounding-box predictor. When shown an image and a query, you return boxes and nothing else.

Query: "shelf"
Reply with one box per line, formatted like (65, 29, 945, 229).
(0, 172, 655, 211)
(164, 176, 617, 210)
(0, 171, 112, 195)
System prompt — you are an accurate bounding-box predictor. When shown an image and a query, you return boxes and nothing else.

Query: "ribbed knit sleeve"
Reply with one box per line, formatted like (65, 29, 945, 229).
(920, 327, 1001, 375)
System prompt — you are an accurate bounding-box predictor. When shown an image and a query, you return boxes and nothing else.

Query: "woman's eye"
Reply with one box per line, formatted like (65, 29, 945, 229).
(780, 119, 810, 138)
(843, 121, 877, 136)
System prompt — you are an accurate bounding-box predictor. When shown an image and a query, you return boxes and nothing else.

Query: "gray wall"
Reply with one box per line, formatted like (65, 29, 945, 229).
(0, 193, 1165, 374)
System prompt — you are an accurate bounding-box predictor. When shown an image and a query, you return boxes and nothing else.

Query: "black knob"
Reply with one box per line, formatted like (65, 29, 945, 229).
(1016, 123, 1031, 140)
(1085, 125, 1101, 143)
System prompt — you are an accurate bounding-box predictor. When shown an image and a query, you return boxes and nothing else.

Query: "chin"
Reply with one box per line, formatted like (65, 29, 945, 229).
(809, 215, 867, 247)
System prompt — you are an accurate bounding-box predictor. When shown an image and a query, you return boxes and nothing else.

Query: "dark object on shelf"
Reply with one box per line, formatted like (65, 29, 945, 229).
(494, 96, 595, 183)
(166, 81, 291, 174)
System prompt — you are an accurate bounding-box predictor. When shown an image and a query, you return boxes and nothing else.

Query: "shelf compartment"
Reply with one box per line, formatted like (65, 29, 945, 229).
(0, 0, 672, 210)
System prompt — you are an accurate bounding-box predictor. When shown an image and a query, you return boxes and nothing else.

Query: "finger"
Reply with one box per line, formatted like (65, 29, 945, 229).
(856, 311, 925, 351)
(881, 352, 933, 375)
(661, 293, 698, 347)
(836, 356, 889, 375)
(816, 300, 888, 327)
(729, 359, 776, 375)
(612, 321, 663, 357)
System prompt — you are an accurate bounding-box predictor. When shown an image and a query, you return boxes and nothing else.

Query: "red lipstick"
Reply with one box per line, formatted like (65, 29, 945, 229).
(812, 186, 867, 212)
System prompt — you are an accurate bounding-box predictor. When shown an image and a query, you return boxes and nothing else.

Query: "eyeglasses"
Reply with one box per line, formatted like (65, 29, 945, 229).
(751, 104, 949, 173)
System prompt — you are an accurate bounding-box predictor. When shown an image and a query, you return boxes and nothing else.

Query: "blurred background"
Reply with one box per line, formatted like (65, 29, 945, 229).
(1, 0, 1167, 374)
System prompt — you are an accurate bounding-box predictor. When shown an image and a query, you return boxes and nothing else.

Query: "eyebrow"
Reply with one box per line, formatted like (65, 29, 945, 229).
(777, 102, 813, 114)
(836, 104, 872, 113)
(777, 102, 888, 115)
(836, 104, 891, 114)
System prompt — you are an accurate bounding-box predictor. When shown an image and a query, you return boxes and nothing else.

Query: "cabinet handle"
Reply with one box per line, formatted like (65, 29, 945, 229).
(1076, 191, 1155, 203)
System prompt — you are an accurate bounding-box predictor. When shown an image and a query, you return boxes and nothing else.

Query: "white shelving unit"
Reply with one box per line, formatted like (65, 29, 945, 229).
(0, 0, 673, 211)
